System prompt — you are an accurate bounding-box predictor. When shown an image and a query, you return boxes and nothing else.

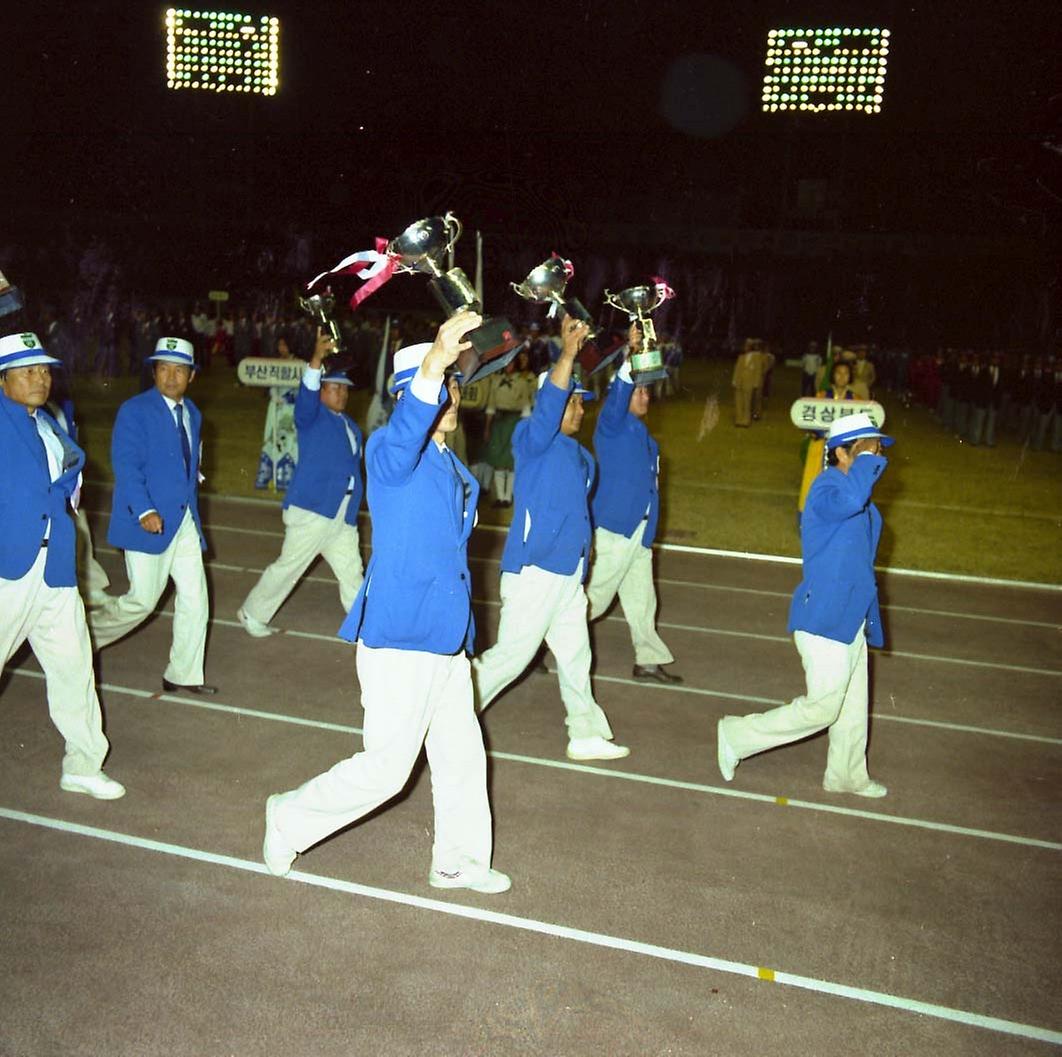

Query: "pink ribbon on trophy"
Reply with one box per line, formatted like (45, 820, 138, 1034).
(651, 276, 676, 302)
(306, 237, 396, 310)
(552, 252, 575, 281)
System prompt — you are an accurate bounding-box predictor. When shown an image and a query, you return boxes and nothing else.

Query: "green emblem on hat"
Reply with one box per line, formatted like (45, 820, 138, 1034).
(166, 338, 178, 350)
(21, 333, 36, 348)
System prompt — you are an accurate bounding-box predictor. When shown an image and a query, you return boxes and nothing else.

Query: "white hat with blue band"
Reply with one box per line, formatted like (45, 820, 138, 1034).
(389, 343, 432, 395)
(825, 411, 894, 449)
(0, 332, 62, 371)
(147, 337, 196, 368)
(536, 369, 595, 401)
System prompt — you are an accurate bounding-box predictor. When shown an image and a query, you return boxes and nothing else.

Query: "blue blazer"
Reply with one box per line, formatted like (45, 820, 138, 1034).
(0, 392, 83, 587)
(500, 378, 595, 580)
(591, 374, 660, 546)
(338, 381, 478, 655)
(788, 455, 887, 648)
(106, 388, 204, 555)
(285, 380, 364, 525)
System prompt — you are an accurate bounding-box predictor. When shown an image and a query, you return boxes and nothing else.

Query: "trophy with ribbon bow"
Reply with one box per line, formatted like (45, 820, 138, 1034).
(603, 278, 676, 385)
(389, 212, 520, 382)
(512, 255, 622, 376)
(297, 289, 343, 356)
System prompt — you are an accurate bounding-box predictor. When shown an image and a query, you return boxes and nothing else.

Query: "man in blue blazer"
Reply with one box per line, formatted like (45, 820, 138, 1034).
(717, 412, 893, 798)
(88, 338, 215, 695)
(472, 317, 629, 762)
(587, 326, 682, 685)
(263, 312, 510, 895)
(0, 332, 124, 799)
(238, 329, 364, 636)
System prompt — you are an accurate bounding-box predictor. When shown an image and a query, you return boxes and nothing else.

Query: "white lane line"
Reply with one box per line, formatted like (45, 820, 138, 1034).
(83, 500, 1062, 592)
(1, 807, 1058, 1045)
(91, 549, 1062, 679)
(77, 592, 1062, 743)
(7, 669, 1059, 847)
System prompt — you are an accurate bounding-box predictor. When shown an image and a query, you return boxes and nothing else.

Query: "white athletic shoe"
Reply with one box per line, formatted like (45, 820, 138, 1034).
(822, 778, 888, 798)
(566, 736, 630, 762)
(429, 860, 512, 894)
(60, 772, 126, 800)
(238, 607, 279, 638)
(716, 719, 740, 782)
(263, 794, 297, 876)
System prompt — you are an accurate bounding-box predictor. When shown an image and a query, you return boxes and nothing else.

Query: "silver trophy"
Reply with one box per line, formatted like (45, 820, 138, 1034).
(389, 212, 519, 382)
(297, 289, 343, 355)
(512, 255, 621, 376)
(603, 281, 675, 385)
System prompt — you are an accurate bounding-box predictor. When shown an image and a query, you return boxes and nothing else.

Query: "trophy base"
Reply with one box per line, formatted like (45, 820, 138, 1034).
(563, 297, 596, 331)
(631, 366, 669, 386)
(458, 316, 522, 385)
(580, 336, 626, 377)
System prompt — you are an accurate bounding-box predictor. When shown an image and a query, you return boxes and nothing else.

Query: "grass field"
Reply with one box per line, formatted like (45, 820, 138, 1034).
(72, 359, 1062, 584)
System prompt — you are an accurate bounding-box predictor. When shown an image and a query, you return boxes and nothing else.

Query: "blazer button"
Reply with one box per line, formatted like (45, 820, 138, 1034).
(460, 573, 467, 581)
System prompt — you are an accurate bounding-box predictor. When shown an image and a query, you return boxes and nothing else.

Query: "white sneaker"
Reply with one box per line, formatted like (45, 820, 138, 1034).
(566, 736, 630, 762)
(429, 860, 511, 894)
(823, 777, 888, 798)
(238, 607, 279, 638)
(60, 772, 126, 800)
(263, 794, 297, 876)
(716, 719, 740, 782)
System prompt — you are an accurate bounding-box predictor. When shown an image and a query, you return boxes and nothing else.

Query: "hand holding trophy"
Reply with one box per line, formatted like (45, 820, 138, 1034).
(309, 326, 337, 370)
(512, 255, 623, 377)
(604, 278, 676, 385)
(388, 212, 520, 383)
(298, 289, 344, 357)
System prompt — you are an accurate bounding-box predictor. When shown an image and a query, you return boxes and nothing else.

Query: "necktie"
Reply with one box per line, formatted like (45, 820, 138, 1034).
(175, 402, 192, 475)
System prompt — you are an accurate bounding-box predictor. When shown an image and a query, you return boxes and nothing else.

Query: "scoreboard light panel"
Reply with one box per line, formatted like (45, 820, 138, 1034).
(165, 9, 279, 95)
(762, 27, 889, 114)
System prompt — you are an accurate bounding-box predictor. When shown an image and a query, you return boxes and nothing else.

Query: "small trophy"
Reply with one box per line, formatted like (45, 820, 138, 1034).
(389, 213, 520, 382)
(603, 279, 676, 385)
(298, 289, 343, 356)
(0, 269, 24, 319)
(512, 255, 621, 376)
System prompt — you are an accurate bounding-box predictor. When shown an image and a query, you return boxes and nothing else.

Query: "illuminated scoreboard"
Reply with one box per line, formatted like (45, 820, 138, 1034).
(165, 9, 279, 95)
(762, 27, 889, 114)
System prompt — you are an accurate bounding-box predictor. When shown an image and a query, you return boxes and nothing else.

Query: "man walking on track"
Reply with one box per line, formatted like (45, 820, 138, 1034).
(472, 316, 629, 762)
(263, 311, 510, 895)
(0, 331, 124, 800)
(716, 412, 893, 798)
(88, 337, 216, 696)
(587, 325, 682, 685)
(238, 327, 364, 636)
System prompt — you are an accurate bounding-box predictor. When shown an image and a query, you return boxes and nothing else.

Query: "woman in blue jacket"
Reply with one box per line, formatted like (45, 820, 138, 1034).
(717, 412, 893, 798)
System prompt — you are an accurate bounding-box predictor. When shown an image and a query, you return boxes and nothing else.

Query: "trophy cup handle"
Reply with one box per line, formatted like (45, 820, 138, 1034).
(510, 281, 532, 299)
(443, 212, 463, 255)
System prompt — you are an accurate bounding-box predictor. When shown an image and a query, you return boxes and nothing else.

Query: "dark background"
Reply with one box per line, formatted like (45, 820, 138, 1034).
(5, 0, 1060, 346)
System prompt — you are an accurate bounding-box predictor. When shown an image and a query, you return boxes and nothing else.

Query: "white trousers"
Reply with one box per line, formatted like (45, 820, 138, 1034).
(88, 510, 209, 684)
(74, 508, 111, 605)
(0, 549, 110, 776)
(472, 563, 613, 741)
(586, 524, 673, 666)
(270, 645, 493, 872)
(721, 627, 871, 788)
(241, 497, 364, 623)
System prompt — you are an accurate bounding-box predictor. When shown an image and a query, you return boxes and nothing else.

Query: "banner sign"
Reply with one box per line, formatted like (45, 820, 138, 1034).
(789, 398, 885, 431)
(237, 357, 306, 388)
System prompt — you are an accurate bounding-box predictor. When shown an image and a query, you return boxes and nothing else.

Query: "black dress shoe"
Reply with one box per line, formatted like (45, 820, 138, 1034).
(162, 679, 218, 695)
(632, 664, 684, 685)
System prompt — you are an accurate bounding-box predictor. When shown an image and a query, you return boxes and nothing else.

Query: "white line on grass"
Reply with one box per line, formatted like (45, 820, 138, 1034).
(6, 669, 1059, 846)
(1, 807, 1058, 1046)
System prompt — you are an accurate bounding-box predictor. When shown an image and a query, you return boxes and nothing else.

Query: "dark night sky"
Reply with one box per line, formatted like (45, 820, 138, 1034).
(7, 0, 1059, 246)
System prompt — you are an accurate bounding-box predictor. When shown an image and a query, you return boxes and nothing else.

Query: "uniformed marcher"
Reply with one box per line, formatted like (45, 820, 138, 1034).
(238, 328, 364, 635)
(88, 337, 215, 695)
(472, 316, 629, 762)
(716, 412, 892, 798)
(263, 312, 510, 894)
(587, 326, 682, 684)
(0, 332, 124, 799)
